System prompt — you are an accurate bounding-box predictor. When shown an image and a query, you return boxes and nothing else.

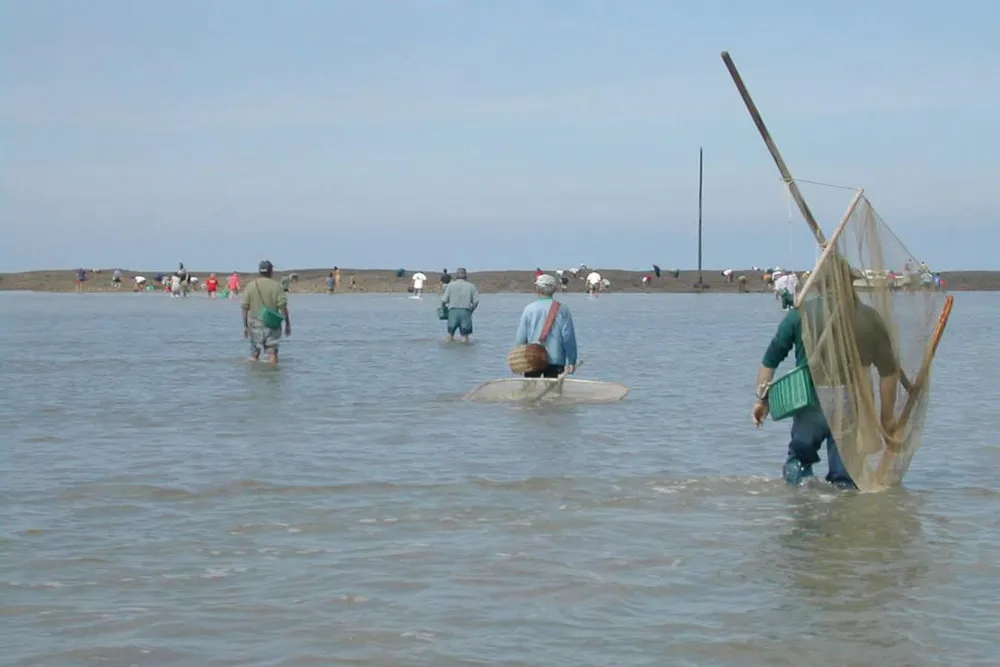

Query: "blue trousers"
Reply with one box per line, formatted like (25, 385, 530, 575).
(787, 407, 855, 487)
(447, 307, 473, 336)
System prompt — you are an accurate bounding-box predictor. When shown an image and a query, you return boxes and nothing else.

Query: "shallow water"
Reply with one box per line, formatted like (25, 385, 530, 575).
(2, 290, 998, 666)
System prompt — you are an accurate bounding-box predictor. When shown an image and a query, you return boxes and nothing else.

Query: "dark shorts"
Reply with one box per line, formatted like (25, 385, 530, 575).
(447, 307, 473, 336)
(524, 364, 565, 379)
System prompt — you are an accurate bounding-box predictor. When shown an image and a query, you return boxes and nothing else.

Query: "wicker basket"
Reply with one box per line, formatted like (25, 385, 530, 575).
(767, 364, 818, 421)
(507, 343, 550, 374)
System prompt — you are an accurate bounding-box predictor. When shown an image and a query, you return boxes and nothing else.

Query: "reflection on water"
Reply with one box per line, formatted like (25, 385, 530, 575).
(778, 489, 928, 608)
(1, 291, 999, 666)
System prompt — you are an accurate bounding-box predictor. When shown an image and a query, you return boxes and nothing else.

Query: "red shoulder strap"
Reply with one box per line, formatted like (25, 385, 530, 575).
(539, 301, 561, 343)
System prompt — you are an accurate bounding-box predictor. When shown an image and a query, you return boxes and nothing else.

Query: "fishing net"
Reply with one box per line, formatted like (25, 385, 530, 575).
(795, 192, 952, 492)
(463, 378, 630, 403)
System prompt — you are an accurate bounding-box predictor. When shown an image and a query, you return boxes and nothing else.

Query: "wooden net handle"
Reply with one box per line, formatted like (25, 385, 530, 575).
(893, 294, 954, 430)
(877, 294, 954, 483)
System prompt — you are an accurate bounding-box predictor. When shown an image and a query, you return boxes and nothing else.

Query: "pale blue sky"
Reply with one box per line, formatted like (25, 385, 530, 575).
(3, 0, 998, 272)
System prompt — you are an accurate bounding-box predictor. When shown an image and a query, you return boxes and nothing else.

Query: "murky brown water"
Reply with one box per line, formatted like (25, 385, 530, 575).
(3, 291, 998, 666)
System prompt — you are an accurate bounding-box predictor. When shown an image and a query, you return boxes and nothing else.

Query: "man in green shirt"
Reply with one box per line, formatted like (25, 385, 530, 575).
(242, 260, 291, 364)
(751, 258, 902, 489)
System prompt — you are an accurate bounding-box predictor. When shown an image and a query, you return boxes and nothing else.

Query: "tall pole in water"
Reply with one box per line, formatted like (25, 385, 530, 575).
(695, 147, 706, 289)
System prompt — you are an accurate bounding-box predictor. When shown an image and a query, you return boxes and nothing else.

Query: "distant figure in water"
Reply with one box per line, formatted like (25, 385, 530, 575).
(228, 272, 241, 297)
(440, 268, 452, 287)
(326, 272, 336, 293)
(440, 267, 479, 343)
(242, 260, 291, 364)
(411, 271, 427, 296)
(74, 268, 87, 291)
(514, 274, 578, 378)
(206, 273, 219, 298)
(585, 271, 602, 295)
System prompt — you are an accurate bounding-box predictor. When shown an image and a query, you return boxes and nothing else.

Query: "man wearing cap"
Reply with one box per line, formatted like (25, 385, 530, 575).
(440, 267, 479, 343)
(750, 256, 902, 489)
(513, 274, 578, 378)
(241, 260, 291, 364)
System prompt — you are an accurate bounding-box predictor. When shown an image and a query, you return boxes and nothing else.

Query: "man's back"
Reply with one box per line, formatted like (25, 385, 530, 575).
(515, 298, 577, 366)
(800, 297, 896, 376)
(442, 279, 478, 310)
(243, 277, 287, 318)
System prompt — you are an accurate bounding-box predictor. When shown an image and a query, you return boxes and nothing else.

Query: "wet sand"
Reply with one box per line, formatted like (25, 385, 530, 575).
(1, 268, 996, 294)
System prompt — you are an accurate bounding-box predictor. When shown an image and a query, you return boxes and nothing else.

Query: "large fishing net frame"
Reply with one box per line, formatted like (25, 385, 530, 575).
(797, 190, 952, 491)
(721, 51, 955, 492)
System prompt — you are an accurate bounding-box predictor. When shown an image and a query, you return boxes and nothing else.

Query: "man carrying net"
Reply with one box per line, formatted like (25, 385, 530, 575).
(751, 255, 904, 490)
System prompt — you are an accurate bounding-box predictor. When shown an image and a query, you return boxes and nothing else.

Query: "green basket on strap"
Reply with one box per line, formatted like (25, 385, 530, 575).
(767, 364, 818, 421)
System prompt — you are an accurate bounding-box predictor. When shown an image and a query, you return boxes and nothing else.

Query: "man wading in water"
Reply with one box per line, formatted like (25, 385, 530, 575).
(440, 267, 479, 343)
(242, 260, 291, 364)
(751, 257, 902, 490)
(514, 274, 578, 378)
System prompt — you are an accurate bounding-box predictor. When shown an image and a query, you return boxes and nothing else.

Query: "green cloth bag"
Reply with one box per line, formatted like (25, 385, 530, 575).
(253, 282, 285, 329)
(437, 304, 449, 320)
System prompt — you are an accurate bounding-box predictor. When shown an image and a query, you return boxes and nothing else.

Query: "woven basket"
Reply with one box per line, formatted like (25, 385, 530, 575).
(507, 343, 550, 374)
(767, 364, 818, 421)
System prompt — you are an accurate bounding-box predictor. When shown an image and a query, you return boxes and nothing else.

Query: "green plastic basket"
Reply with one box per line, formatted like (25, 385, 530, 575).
(767, 364, 818, 421)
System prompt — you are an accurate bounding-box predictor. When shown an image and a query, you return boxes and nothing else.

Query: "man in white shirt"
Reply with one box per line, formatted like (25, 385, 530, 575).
(773, 271, 799, 310)
(585, 271, 602, 295)
(411, 271, 427, 297)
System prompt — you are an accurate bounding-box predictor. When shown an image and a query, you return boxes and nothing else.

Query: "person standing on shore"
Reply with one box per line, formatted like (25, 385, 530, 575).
(514, 274, 578, 378)
(242, 260, 291, 364)
(440, 267, 479, 343)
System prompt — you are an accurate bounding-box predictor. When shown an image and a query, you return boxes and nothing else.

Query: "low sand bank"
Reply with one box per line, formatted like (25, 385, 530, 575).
(1, 268, 996, 294)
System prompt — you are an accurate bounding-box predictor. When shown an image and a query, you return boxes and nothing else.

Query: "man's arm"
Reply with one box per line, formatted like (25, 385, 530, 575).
(470, 284, 479, 311)
(514, 309, 530, 346)
(241, 288, 251, 330)
(561, 310, 578, 368)
(441, 283, 451, 305)
(872, 317, 901, 428)
(277, 291, 291, 334)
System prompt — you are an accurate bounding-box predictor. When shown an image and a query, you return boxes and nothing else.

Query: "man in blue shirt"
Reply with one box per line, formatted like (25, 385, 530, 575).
(514, 274, 578, 378)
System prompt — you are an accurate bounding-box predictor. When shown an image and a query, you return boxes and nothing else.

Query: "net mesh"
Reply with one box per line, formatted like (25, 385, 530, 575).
(463, 378, 630, 403)
(796, 192, 950, 492)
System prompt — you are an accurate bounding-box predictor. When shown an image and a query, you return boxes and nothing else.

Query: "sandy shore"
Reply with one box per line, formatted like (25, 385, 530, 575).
(1, 268, 997, 294)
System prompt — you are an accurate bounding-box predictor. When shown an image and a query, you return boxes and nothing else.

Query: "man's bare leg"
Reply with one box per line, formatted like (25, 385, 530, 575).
(268, 349, 279, 365)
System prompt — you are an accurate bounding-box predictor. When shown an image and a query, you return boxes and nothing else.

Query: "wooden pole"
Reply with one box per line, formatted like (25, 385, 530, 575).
(696, 147, 704, 287)
(794, 188, 865, 307)
(720, 51, 826, 245)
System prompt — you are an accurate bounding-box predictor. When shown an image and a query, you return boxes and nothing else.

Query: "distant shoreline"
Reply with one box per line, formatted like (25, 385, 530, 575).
(2, 268, 998, 294)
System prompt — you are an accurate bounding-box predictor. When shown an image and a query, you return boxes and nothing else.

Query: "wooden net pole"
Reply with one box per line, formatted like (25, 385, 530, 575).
(720, 51, 827, 246)
(875, 294, 955, 485)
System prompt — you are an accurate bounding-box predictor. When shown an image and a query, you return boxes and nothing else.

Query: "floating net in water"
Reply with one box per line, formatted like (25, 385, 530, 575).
(463, 378, 630, 403)
(796, 192, 953, 492)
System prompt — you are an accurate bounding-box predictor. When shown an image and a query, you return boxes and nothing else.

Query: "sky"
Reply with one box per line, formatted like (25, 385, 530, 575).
(3, 0, 999, 272)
